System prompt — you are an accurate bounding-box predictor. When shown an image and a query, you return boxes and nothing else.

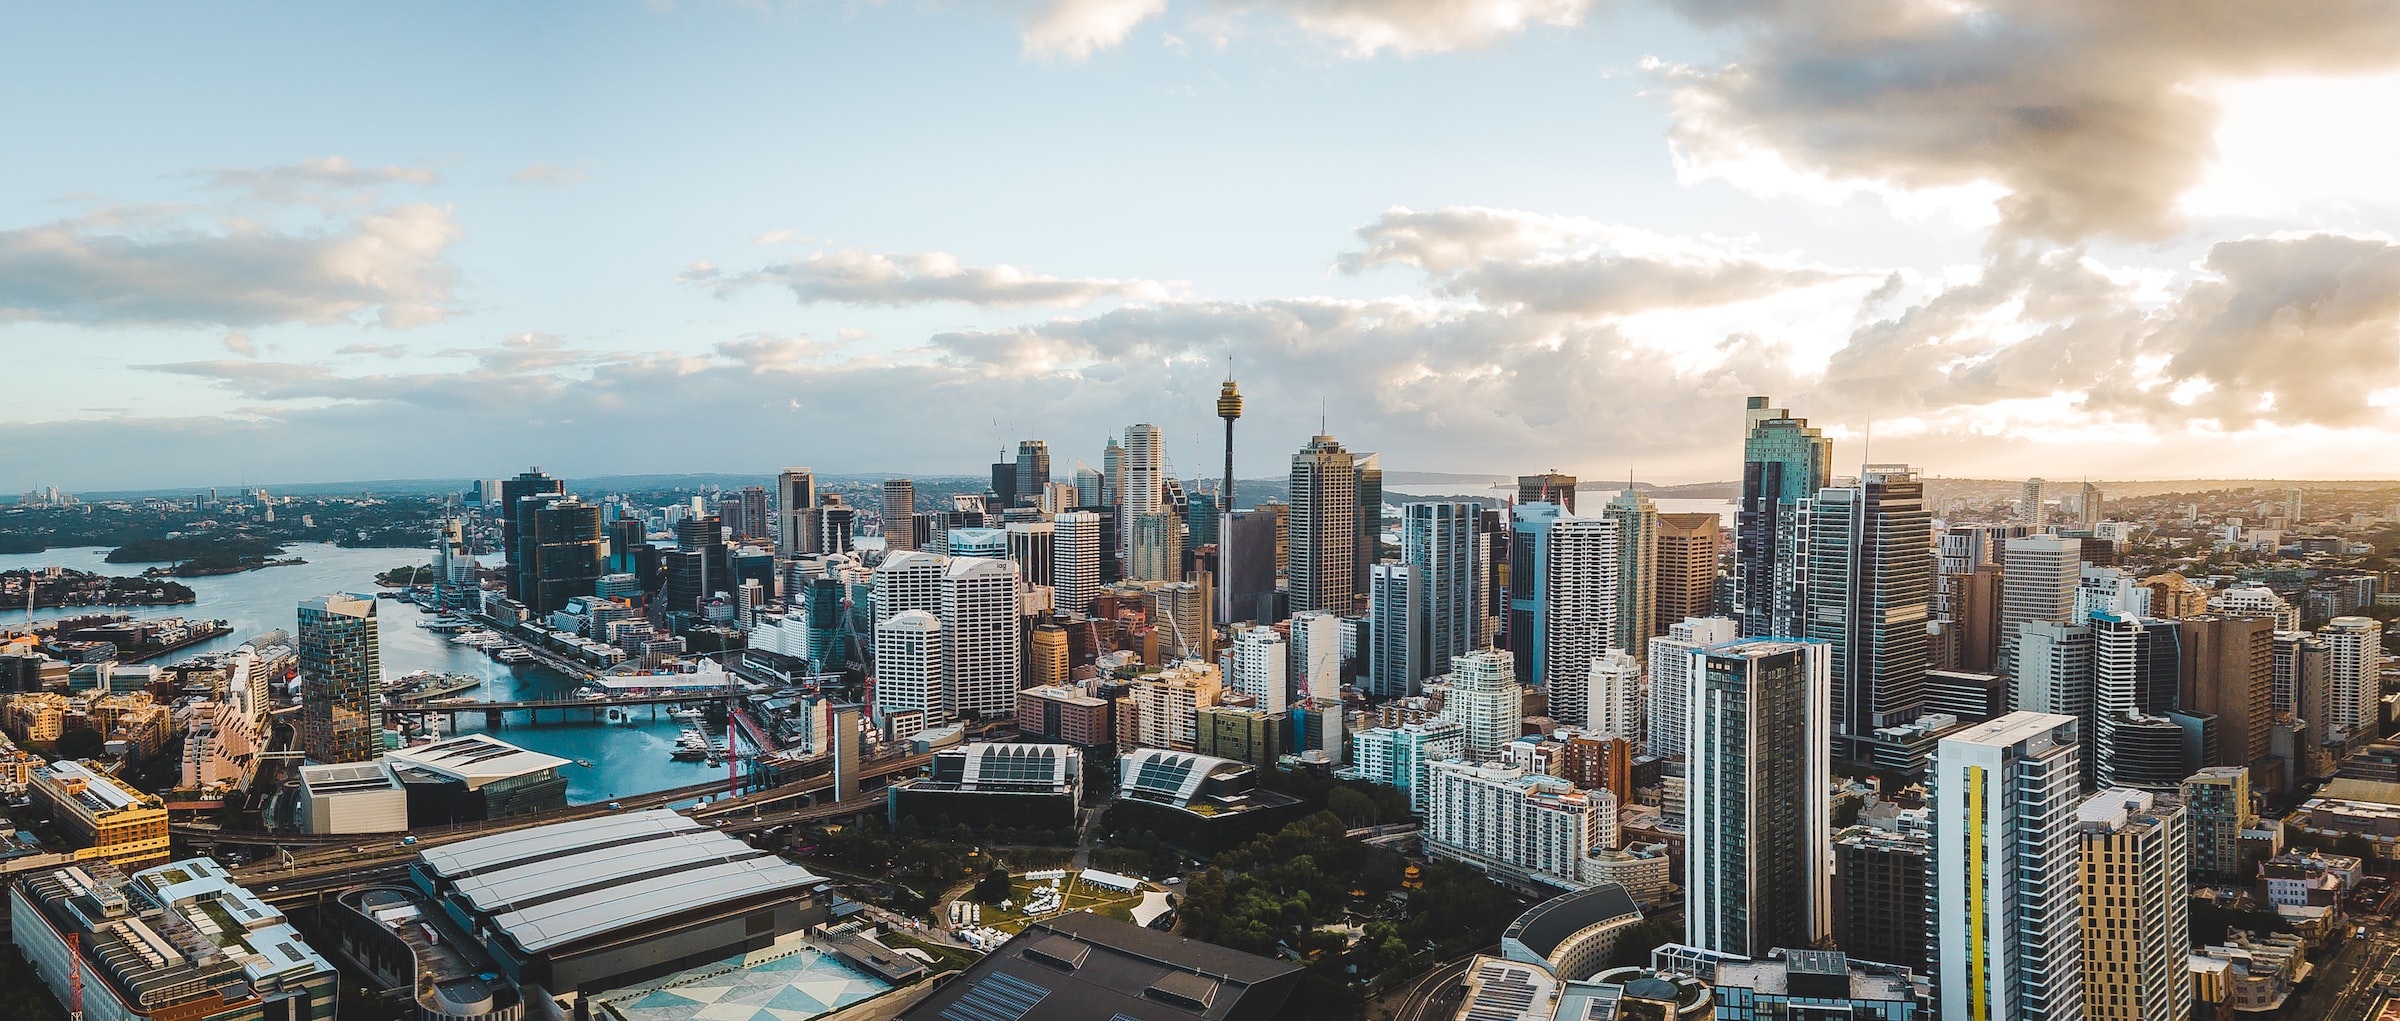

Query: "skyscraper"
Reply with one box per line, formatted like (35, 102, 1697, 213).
(1733, 397, 1831, 641)
(518, 496, 605, 615)
(1229, 625, 1288, 714)
(873, 550, 945, 628)
(1518, 472, 1577, 513)
(1833, 816, 1934, 976)
(2091, 611, 2191, 792)
(1507, 504, 1618, 722)
(1439, 649, 1524, 763)
(1367, 562, 1423, 699)
(1353, 450, 1383, 602)
(1014, 440, 1050, 508)
(1805, 465, 1933, 762)
(2019, 477, 2047, 526)
(874, 610, 944, 728)
(1684, 638, 1831, 957)
(2001, 535, 2082, 677)
(1128, 511, 1183, 583)
(1602, 488, 1659, 661)
(1101, 435, 1123, 507)
(1936, 712, 2085, 1021)
(1584, 647, 1641, 737)
(1653, 512, 1718, 634)
(1218, 509, 1280, 626)
(2016, 619, 2096, 779)
(2077, 481, 2104, 530)
(1289, 434, 1360, 614)
(2321, 616, 2384, 749)
(666, 515, 726, 612)
(882, 478, 917, 551)
(777, 467, 817, 555)
(499, 467, 564, 603)
(1121, 424, 1165, 523)
(1646, 616, 1737, 759)
(1004, 521, 1055, 589)
(942, 557, 1021, 720)
(1051, 511, 1102, 615)
(2182, 766, 2254, 885)
(1404, 501, 1481, 677)
(298, 593, 381, 764)
(737, 485, 769, 540)
(2078, 789, 2191, 1021)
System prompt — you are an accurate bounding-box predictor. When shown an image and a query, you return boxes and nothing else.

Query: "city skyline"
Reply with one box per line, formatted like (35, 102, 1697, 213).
(11, 5, 2400, 490)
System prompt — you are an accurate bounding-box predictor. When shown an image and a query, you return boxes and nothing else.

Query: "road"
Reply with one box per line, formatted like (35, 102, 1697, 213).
(2294, 925, 2400, 1021)
(1385, 945, 1494, 1021)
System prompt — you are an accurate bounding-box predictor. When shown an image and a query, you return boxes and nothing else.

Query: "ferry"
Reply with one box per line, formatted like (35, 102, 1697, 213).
(493, 647, 533, 664)
(576, 758, 594, 767)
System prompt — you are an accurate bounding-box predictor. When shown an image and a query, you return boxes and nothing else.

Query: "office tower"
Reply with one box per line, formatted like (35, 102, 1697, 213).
(1476, 507, 1507, 649)
(1040, 481, 1076, 515)
(718, 496, 744, 538)
(1004, 521, 1055, 589)
(875, 609, 944, 727)
(1146, 581, 1212, 662)
(2276, 630, 2331, 742)
(1935, 712, 2085, 1021)
(1733, 397, 1832, 640)
(1925, 669, 2009, 723)
(871, 478, 915, 551)
(1351, 719, 1465, 814)
(873, 550, 945, 628)
(2091, 611, 2190, 793)
(666, 515, 726, 612)
(736, 485, 769, 540)
(1230, 625, 1289, 713)
(1184, 496, 1220, 556)
(1012, 434, 1051, 506)
(2210, 586, 2300, 631)
(1585, 648, 1641, 736)
(2019, 477, 2046, 526)
(1507, 504, 1618, 722)
(1218, 509, 1281, 626)
(1102, 435, 1124, 507)
(946, 527, 1007, 559)
(2321, 616, 2383, 748)
(1074, 464, 1102, 508)
(1257, 499, 1291, 574)
(1051, 511, 1101, 614)
(1367, 562, 1424, 699)
(1121, 424, 1164, 525)
(817, 495, 855, 554)
(1291, 610, 1341, 701)
(2176, 615, 2274, 768)
(777, 467, 817, 555)
(1440, 649, 1524, 762)
(1806, 465, 1934, 763)
(1027, 622, 1070, 689)
(1289, 434, 1360, 613)
(1353, 451, 1383, 601)
(2078, 481, 2104, 530)
(942, 557, 1021, 720)
(2181, 766, 2254, 884)
(1404, 502, 1480, 677)
(1602, 488, 1659, 661)
(2141, 572, 2210, 618)
(499, 467, 565, 602)
(989, 459, 1017, 510)
(1684, 638, 1831, 956)
(1425, 761, 1615, 891)
(2016, 619, 2095, 780)
(2001, 535, 2082, 677)
(2078, 789, 2191, 1021)
(298, 593, 381, 764)
(1646, 617, 1737, 758)
(1654, 512, 1718, 633)
(519, 496, 605, 615)
(1519, 471, 1578, 513)
(1217, 375, 1242, 511)
(1834, 817, 1934, 976)
(1127, 511, 1183, 583)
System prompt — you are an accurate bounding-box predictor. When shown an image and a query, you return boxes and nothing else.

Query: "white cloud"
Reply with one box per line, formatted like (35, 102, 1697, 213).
(508, 162, 588, 188)
(1019, 0, 1591, 59)
(691, 247, 1176, 308)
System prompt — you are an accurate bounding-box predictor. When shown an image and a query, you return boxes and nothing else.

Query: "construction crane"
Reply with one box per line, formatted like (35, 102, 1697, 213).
(68, 931, 82, 1021)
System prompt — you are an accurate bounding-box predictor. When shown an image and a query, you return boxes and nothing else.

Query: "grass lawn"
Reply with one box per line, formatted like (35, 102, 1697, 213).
(973, 876, 1153, 934)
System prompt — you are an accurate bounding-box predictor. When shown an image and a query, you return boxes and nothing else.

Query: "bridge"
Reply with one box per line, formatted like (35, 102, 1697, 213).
(377, 689, 746, 727)
(203, 751, 935, 906)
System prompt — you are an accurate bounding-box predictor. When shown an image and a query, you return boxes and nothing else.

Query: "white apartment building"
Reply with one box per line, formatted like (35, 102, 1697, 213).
(1936, 712, 2086, 1021)
(1647, 616, 1736, 758)
(1051, 511, 1102, 615)
(1439, 649, 1525, 764)
(1584, 647, 1641, 737)
(1425, 759, 1616, 891)
(1229, 626, 1289, 714)
(941, 556, 1020, 720)
(874, 609, 944, 727)
(1349, 719, 1465, 814)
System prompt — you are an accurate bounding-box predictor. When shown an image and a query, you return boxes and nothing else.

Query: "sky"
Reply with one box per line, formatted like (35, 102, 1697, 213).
(8, 1, 2400, 492)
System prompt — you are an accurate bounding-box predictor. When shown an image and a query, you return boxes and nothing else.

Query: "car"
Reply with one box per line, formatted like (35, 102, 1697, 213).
(608, 801, 622, 810)
(266, 886, 280, 892)
(400, 836, 418, 846)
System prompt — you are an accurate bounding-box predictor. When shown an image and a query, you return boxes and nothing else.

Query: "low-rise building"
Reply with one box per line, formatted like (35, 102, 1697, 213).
(297, 761, 410, 834)
(385, 733, 571, 824)
(1015, 682, 1115, 747)
(887, 741, 1082, 831)
(1115, 748, 1306, 851)
(32, 758, 169, 868)
(1590, 842, 1674, 907)
(12, 857, 338, 1021)
(1195, 703, 1282, 766)
(1500, 884, 1645, 983)
(1709, 948, 1926, 1021)
(2190, 929, 2309, 1014)
(1425, 760, 1616, 893)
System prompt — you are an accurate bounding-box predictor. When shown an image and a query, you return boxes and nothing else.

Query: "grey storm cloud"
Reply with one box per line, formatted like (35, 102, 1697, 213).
(1660, 0, 2400, 241)
(0, 204, 463, 328)
(685, 248, 1174, 308)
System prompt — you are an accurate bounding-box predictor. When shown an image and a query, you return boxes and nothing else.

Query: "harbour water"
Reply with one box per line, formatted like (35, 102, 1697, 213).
(0, 543, 724, 803)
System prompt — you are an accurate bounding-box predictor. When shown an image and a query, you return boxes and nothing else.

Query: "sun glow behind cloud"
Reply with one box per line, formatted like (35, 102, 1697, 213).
(2184, 72, 2400, 221)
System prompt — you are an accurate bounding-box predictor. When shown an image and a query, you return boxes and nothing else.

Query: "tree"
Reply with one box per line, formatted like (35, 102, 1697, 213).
(973, 867, 1013, 904)
(53, 727, 104, 760)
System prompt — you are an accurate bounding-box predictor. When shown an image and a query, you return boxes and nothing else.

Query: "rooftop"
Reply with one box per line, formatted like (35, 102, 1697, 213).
(417, 810, 824, 954)
(1504, 884, 1641, 963)
(896, 912, 1298, 1021)
(385, 734, 570, 788)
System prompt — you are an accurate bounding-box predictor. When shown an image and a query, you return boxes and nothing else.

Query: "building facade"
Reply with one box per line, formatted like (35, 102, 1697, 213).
(1936, 712, 2086, 1021)
(1683, 638, 1831, 957)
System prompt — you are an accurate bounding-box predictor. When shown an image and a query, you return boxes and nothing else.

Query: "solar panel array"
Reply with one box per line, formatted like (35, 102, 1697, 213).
(940, 970, 1051, 1021)
(1461, 962, 1542, 1021)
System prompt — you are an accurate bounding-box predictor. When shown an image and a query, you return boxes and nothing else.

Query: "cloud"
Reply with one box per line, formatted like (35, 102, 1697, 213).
(1019, 0, 1590, 59)
(509, 162, 587, 188)
(195, 156, 441, 206)
(223, 331, 256, 358)
(1659, 0, 2400, 241)
(691, 247, 1175, 307)
(336, 342, 409, 358)
(1340, 206, 1848, 315)
(0, 204, 464, 328)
